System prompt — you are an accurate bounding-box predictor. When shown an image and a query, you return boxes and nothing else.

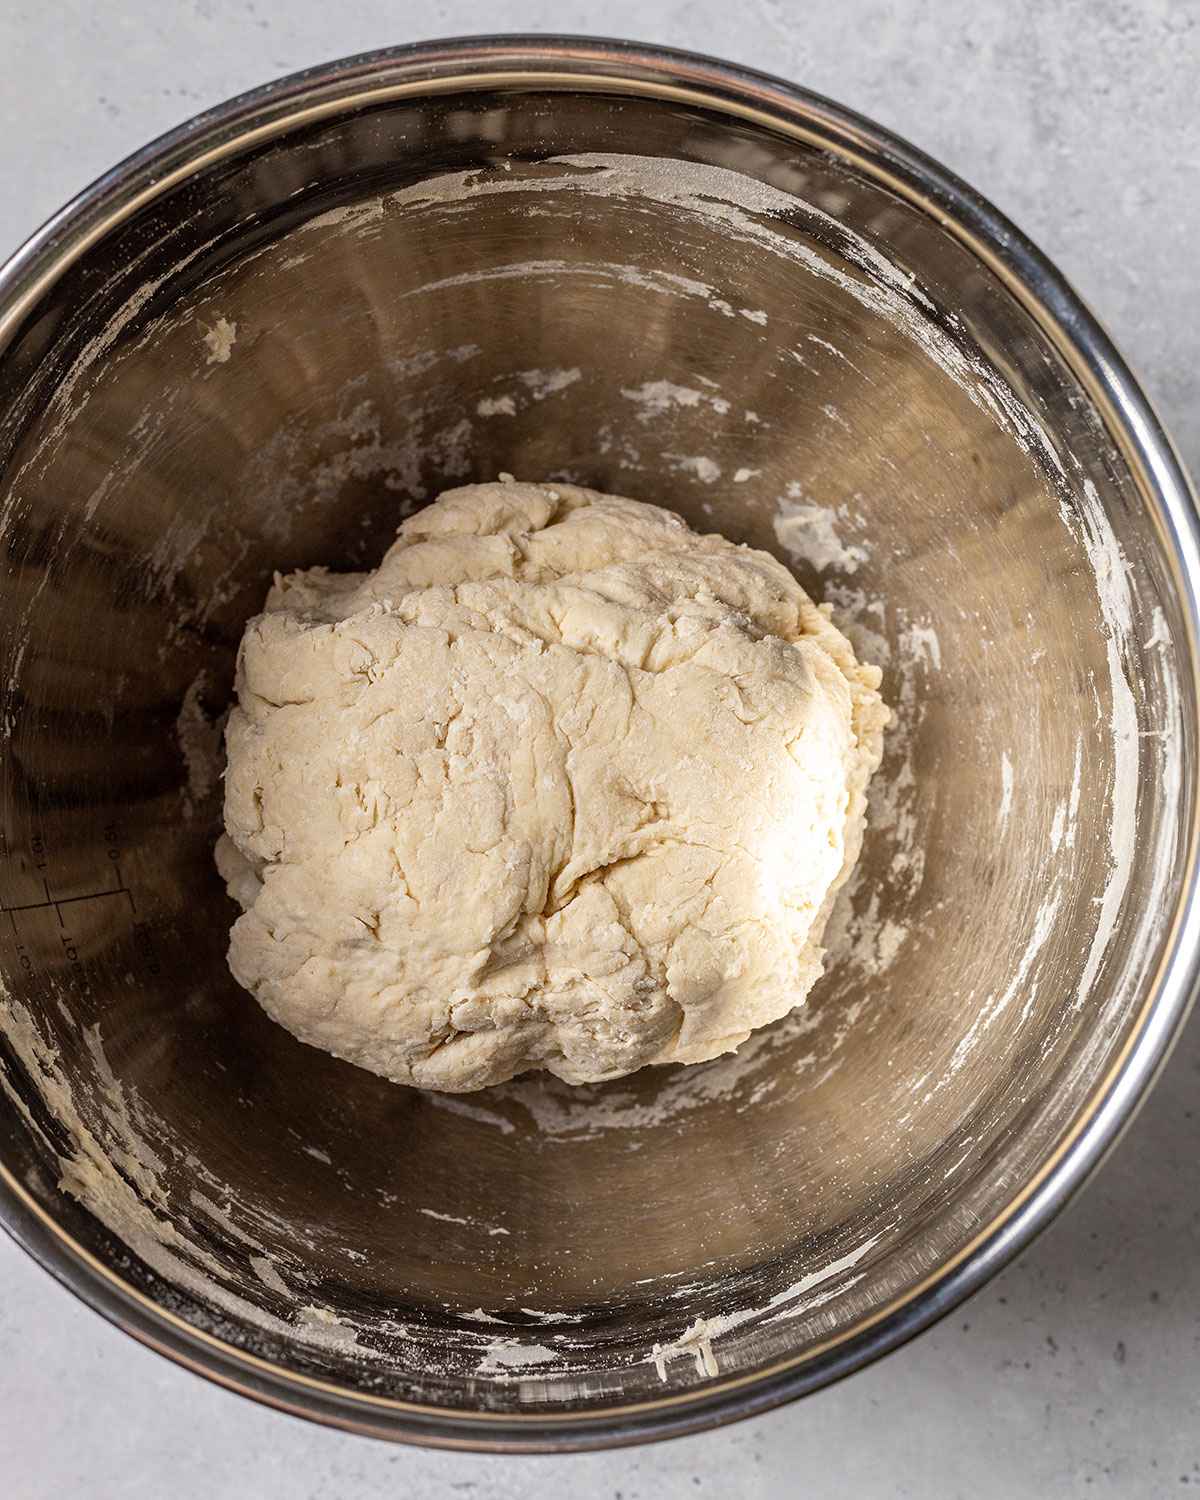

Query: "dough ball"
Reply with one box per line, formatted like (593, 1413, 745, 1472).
(217, 480, 887, 1092)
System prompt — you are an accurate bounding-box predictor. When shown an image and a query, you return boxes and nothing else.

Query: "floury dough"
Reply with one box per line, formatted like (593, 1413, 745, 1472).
(217, 480, 888, 1092)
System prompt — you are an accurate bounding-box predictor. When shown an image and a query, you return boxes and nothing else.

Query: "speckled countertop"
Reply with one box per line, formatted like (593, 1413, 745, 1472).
(1, 3, 1198, 1496)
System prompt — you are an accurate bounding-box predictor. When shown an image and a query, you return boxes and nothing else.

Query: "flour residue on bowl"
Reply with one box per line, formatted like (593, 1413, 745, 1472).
(0, 988, 591, 1378)
(650, 1234, 881, 1380)
(175, 670, 226, 817)
(352, 151, 1070, 477)
(0, 993, 378, 1360)
(774, 485, 869, 574)
(201, 315, 237, 365)
(997, 751, 1015, 827)
(1063, 478, 1141, 1011)
(620, 379, 731, 423)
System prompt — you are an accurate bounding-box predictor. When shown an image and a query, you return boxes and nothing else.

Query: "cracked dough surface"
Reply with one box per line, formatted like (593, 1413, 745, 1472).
(217, 480, 888, 1092)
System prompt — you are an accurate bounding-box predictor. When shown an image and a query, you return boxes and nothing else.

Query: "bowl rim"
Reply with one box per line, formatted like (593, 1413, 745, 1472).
(1, 32, 1198, 1453)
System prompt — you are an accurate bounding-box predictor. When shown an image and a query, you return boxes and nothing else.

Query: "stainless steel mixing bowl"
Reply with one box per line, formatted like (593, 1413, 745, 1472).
(1, 37, 1197, 1451)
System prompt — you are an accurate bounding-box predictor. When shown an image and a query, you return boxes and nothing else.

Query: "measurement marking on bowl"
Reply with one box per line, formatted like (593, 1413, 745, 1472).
(2, 876, 136, 924)
(1, 827, 160, 981)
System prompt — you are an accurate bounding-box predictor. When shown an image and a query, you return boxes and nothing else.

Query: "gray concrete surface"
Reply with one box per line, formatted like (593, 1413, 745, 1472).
(1, 2, 1198, 1496)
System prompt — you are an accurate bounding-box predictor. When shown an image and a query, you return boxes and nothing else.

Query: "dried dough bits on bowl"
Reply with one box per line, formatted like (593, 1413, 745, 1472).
(217, 479, 887, 1091)
(0, 39, 1196, 1451)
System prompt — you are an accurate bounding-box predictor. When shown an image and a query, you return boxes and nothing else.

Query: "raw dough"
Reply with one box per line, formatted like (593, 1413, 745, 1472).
(217, 480, 887, 1092)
